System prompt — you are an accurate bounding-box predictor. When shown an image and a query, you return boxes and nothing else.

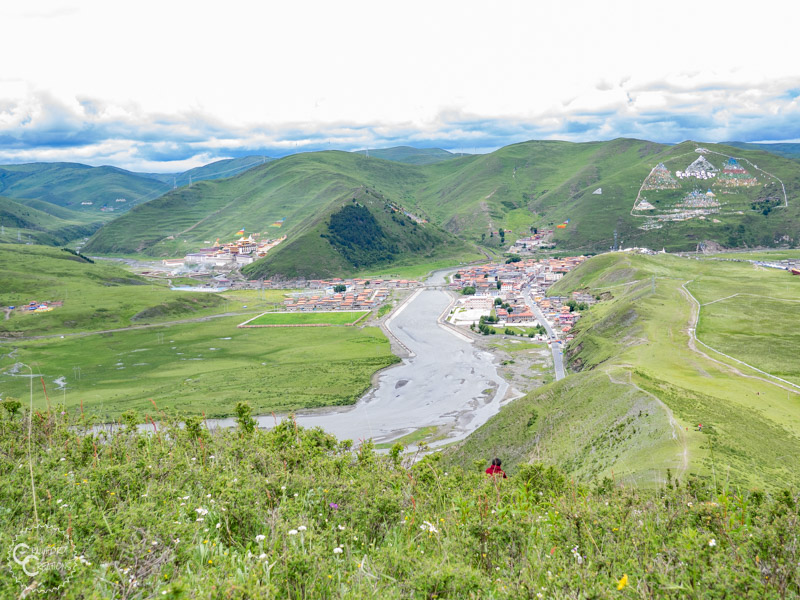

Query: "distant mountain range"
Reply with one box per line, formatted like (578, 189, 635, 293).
(3, 140, 799, 275)
(0, 156, 273, 216)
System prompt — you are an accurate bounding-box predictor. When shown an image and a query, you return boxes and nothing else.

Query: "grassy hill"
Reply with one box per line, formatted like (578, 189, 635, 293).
(352, 146, 465, 165)
(0, 196, 102, 245)
(82, 140, 800, 272)
(448, 252, 800, 491)
(242, 189, 475, 279)
(0, 244, 224, 337)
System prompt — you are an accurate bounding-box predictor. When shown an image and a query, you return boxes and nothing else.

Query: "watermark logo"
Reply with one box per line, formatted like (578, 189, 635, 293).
(8, 523, 77, 594)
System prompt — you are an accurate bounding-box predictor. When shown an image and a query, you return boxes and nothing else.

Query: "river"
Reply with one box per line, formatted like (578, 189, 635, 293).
(204, 269, 514, 447)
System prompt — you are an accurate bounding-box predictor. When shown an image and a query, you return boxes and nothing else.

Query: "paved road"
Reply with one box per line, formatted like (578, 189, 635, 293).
(523, 288, 566, 381)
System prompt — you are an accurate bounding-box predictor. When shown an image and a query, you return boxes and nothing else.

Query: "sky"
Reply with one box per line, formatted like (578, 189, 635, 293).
(1, 0, 799, 172)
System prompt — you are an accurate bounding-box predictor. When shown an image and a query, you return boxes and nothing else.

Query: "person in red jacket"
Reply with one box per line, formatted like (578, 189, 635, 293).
(485, 458, 507, 478)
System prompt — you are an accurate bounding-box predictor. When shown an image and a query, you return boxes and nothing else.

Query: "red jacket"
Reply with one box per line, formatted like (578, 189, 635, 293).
(485, 465, 507, 478)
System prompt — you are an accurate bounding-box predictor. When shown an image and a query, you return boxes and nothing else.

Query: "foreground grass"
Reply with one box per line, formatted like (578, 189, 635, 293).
(0, 317, 398, 419)
(0, 410, 797, 599)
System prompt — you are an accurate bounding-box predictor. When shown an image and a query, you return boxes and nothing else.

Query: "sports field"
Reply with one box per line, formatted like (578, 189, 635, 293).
(244, 311, 369, 326)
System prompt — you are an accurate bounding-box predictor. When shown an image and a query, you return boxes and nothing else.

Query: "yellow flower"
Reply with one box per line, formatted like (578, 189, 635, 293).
(617, 574, 628, 590)
(208, 560, 213, 564)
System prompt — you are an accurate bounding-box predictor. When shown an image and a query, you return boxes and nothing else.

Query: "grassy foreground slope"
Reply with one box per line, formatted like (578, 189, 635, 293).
(450, 253, 800, 490)
(1, 411, 798, 598)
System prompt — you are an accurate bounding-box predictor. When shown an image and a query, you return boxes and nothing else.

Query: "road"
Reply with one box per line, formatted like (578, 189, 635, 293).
(523, 287, 566, 381)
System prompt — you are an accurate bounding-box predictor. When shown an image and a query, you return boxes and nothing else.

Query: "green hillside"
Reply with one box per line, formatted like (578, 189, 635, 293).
(353, 146, 464, 165)
(449, 252, 800, 490)
(0, 244, 224, 337)
(242, 189, 475, 279)
(0, 196, 101, 245)
(0, 162, 171, 213)
(82, 140, 800, 271)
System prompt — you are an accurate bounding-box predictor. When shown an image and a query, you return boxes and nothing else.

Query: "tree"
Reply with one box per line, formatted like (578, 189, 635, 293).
(496, 281, 502, 289)
(333, 284, 346, 293)
(454, 273, 461, 280)
(494, 297, 503, 306)
(461, 286, 476, 295)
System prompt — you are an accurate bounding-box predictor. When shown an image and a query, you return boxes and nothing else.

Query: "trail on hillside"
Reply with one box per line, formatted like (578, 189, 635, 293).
(0, 311, 253, 342)
(605, 369, 689, 479)
(679, 282, 800, 395)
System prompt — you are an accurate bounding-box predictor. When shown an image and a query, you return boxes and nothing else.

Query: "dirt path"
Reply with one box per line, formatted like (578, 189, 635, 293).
(0, 311, 253, 342)
(605, 369, 689, 478)
(679, 282, 800, 395)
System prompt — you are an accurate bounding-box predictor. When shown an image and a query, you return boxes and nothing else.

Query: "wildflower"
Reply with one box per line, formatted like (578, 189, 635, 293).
(333, 547, 343, 554)
(617, 574, 628, 590)
(288, 529, 298, 536)
(709, 539, 717, 547)
(195, 507, 209, 516)
(298, 525, 307, 531)
(420, 521, 438, 534)
(255, 535, 266, 542)
(259, 553, 267, 560)
(329, 503, 339, 509)
(281, 486, 286, 491)
(216, 523, 221, 529)
(338, 525, 346, 531)
(571, 546, 583, 565)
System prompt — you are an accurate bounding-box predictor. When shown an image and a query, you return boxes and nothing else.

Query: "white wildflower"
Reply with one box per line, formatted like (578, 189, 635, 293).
(709, 539, 717, 547)
(298, 525, 307, 531)
(333, 547, 343, 554)
(255, 535, 266, 542)
(288, 529, 298, 536)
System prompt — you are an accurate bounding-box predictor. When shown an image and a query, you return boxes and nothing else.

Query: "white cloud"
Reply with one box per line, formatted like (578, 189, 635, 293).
(0, 0, 798, 169)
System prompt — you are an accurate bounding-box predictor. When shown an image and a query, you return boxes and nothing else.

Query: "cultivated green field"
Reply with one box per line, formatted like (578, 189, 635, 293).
(245, 311, 368, 326)
(451, 252, 800, 490)
(0, 316, 397, 419)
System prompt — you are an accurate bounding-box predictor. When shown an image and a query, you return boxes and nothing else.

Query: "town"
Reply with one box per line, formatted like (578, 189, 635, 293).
(446, 256, 592, 340)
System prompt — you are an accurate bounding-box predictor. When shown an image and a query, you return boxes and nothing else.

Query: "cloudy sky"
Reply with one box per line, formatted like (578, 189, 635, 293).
(1, 0, 799, 172)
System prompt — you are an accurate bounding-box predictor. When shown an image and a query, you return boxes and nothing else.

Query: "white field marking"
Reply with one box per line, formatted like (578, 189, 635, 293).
(702, 292, 800, 307)
(681, 281, 800, 392)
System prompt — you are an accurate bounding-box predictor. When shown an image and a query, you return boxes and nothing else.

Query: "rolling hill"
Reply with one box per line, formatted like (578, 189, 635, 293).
(81, 139, 800, 275)
(0, 162, 171, 213)
(241, 188, 474, 279)
(352, 146, 466, 165)
(0, 196, 102, 246)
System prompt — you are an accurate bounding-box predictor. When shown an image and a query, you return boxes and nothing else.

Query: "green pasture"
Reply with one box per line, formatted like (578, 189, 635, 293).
(0, 316, 398, 419)
(245, 311, 368, 326)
